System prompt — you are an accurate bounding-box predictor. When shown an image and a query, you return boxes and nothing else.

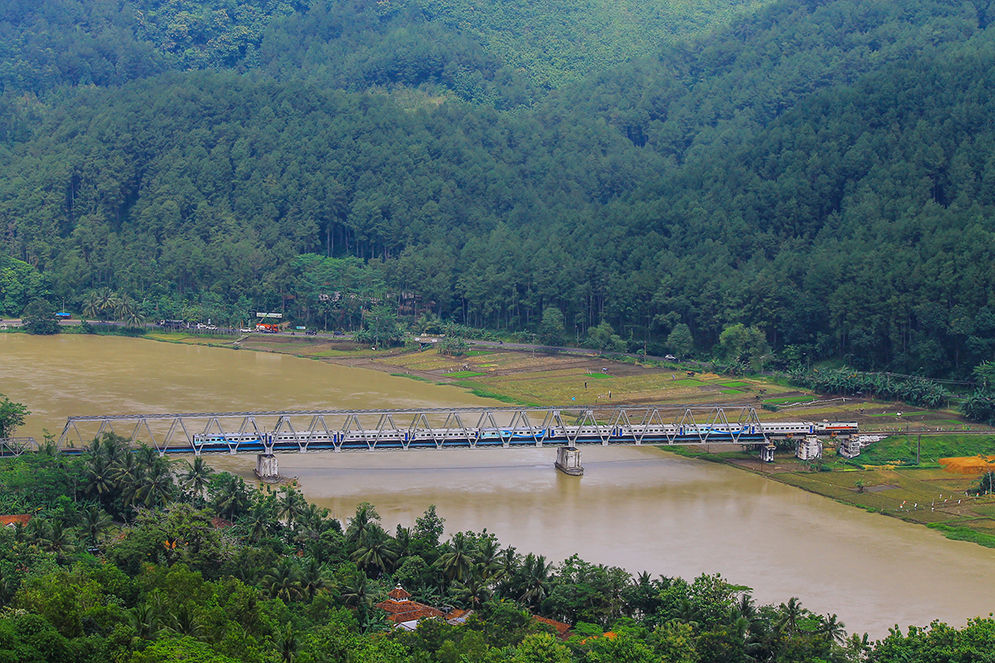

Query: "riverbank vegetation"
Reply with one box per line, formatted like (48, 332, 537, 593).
(1, 435, 993, 662)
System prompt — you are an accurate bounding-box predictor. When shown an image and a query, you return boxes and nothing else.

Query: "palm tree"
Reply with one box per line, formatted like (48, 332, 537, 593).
(263, 559, 303, 602)
(181, 457, 214, 503)
(40, 520, 77, 564)
(246, 498, 279, 542)
(83, 454, 115, 500)
(168, 602, 201, 636)
(438, 532, 473, 584)
(275, 621, 299, 663)
(351, 526, 398, 576)
(130, 602, 160, 639)
(776, 597, 806, 636)
(132, 458, 175, 508)
(475, 535, 502, 581)
(346, 502, 379, 544)
(452, 568, 491, 609)
(80, 505, 112, 547)
(210, 473, 251, 520)
(298, 557, 330, 601)
(278, 484, 306, 530)
(337, 573, 372, 612)
(517, 553, 552, 610)
(115, 295, 143, 326)
(819, 613, 847, 645)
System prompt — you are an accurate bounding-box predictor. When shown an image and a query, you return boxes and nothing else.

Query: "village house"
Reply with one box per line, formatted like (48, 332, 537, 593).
(0, 514, 32, 528)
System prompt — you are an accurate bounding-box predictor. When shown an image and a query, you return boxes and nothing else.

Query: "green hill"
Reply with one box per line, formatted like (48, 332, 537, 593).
(2, 0, 995, 376)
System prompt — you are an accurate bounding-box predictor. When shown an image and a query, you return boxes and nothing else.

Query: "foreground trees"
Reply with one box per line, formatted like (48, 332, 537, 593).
(0, 435, 992, 662)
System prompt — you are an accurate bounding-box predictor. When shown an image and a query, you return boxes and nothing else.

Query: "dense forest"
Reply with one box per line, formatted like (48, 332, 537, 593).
(2, 0, 995, 376)
(1, 435, 993, 662)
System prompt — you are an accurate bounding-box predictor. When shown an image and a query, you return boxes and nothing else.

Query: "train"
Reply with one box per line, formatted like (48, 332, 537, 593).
(174, 421, 859, 454)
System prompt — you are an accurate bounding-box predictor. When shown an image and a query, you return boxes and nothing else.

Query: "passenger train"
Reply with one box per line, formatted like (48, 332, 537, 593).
(178, 421, 858, 453)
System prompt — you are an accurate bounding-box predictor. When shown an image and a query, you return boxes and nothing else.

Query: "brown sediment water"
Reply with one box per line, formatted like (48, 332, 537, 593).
(3, 333, 994, 638)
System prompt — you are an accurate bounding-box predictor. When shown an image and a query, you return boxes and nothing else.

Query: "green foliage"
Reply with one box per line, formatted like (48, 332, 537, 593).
(0, 435, 992, 662)
(21, 299, 59, 335)
(439, 324, 470, 357)
(585, 322, 626, 353)
(538, 306, 565, 346)
(718, 323, 769, 370)
(0, 393, 29, 439)
(0, 254, 47, 316)
(790, 368, 949, 409)
(355, 305, 404, 348)
(666, 323, 694, 357)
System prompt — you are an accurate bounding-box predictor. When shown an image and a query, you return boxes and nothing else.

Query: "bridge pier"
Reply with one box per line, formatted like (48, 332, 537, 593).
(760, 444, 775, 463)
(255, 453, 279, 481)
(555, 446, 584, 476)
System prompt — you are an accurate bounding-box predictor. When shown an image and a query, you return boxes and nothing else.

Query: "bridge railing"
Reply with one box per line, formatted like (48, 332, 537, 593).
(0, 437, 38, 457)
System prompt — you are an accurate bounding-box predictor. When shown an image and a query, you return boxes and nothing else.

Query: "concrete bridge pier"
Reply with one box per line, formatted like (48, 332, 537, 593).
(555, 446, 584, 476)
(255, 453, 279, 481)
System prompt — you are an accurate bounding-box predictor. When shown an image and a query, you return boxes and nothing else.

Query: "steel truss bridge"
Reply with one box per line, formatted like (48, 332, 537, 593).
(0, 405, 857, 458)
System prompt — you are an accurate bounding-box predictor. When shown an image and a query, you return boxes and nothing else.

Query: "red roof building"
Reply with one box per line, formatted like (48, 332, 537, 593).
(375, 585, 445, 630)
(533, 615, 571, 640)
(0, 515, 31, 527)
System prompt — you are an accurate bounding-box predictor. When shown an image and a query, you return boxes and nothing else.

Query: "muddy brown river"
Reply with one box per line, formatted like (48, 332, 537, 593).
(2, 334, 993, 637)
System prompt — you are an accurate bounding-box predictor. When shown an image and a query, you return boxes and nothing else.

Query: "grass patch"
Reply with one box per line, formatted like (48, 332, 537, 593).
(763, 396, 814, 405)
(466, 350, 494, 356)
(390, 373, 431, 383)
(453, 381, 538, 406)
(444, 371, 486, 378)
(719, 381, 750, 388)
(927, 523, 995, 548)
(721, 389, 744, 394)
(584, 373, 612, 379)
(859, 434, 995, 465)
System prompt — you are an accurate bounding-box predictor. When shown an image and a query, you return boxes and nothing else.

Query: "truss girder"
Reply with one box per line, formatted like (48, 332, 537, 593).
(50, 405, 826, 454)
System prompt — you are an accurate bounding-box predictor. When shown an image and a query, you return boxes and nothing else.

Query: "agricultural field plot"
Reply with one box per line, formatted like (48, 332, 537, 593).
(778, 466, 995, 546)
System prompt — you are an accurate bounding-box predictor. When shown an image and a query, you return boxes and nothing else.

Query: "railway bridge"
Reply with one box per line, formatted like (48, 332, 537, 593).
(27, 405, 859, 478)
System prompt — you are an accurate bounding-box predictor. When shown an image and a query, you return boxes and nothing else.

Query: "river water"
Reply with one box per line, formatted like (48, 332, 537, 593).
(2, 334, 993, 637)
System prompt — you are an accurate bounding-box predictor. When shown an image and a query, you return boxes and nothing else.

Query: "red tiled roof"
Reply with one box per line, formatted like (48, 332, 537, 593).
(533, 615, 571, 639)
(211, 517, 233, 529)
(0, 515, 31, 527)
(375, 599, 444, 624)
(387, 586, 411, 600)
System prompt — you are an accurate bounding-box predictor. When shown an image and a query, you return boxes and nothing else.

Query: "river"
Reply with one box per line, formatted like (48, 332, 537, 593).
(2, 333, 993, 637)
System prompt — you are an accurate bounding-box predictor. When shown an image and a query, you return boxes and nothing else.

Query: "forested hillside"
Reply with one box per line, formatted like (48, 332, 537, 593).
(2, 0, 995, 375)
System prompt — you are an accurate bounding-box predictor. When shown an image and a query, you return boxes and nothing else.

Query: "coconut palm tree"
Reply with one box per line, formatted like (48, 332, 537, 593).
(278, 484, 306, 530)
(210, 473, 251, 520)
(83, 453, 116, 500)
(245, 498, 279, 543)
(351, 526, 398, 577)
(298, 557, 330, 601)
(819, 613, 847, 645)
(263, 559, 303, 602)
(80, 504, 112, 547)
(517, 553, 552, 611)
(438, 532, 473, 584)
(776, 597, 806, 636)
(346, 502, 379, 544)
(452, 568, 491, 609)
(181, 457, 214, 503)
